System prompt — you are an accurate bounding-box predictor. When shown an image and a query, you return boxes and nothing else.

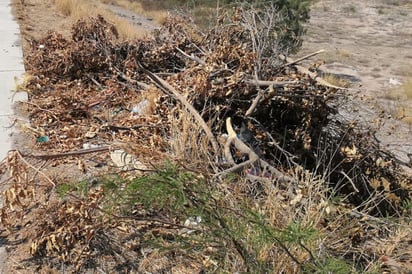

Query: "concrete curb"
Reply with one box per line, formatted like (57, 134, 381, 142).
(0, 0, 27, 272)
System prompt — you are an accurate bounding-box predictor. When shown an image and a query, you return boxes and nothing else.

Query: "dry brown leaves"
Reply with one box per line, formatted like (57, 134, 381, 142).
(17, 8, 412, 216)
(0, 8, 411, 273)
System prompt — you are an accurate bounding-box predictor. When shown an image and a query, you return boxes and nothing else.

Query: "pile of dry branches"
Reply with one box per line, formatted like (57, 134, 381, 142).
(1, 8, 411, 272)
(22, 12, 410, 213)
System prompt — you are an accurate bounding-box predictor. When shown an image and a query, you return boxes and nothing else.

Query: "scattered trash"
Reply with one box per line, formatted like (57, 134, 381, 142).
(110, 149, 147, 171)
(179, 216, 202, 235)
(131, 99, 149, 116)
(36, 136, 49, 143)
(82, 143, 101, 149)
(389, 77, 402, 86)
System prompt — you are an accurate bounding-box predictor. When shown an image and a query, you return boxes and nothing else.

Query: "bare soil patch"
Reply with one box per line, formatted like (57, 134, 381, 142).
(12, 0, 75, 53)
(296, 0, 412, 166)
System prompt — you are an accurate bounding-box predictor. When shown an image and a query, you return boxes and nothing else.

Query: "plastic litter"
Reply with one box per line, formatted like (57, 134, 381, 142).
(110, 149, 147, 171)
(82, 143, 101, 149)
(179, 216, 202, 235)
(131, 99, 149, 116)
(37, 136, 49, 143)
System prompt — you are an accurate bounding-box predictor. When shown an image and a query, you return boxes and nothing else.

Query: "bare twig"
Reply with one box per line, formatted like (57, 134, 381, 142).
(105, 124, 161, 132)
(216, 118, 296, 186)
(245, 79, 298, 87)
(112, 65, 150, 90)
(23, 101, 60, 121)
(87, 74, 104, 90)
(339, 170, 359, 193)
(279, 54, 347, 90)
(22, 146, 110, 160)
(13, 150, 56, 186)
(245, 90, 264, 117)
(245, 79, 300, 116)
(176, 47, 206, 65)
(281, 49, 325, 67)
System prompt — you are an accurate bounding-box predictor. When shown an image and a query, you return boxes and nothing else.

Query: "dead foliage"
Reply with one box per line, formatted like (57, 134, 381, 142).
(1, 8, 411, 273)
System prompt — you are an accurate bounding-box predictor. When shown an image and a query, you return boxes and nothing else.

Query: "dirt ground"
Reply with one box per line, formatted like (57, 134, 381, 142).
(296, 0, 412, 167)
(3, 0, 412, 272)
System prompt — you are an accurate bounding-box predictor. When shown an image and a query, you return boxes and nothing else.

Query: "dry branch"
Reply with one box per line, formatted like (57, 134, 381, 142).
(245, 79, 298, 87)
(216, 118, 296, 186)
(139, 63, 220, 154)
(176, 47, 206, 65)
(11, 150, 56, 186)
(281, 49, 325, 67)
(280, 54, 347, 89)
(23, 146, 110, 160)
(245, 90, 264, 117)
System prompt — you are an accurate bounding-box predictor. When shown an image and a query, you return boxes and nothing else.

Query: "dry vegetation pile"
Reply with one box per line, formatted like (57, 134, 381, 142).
(1, 7, 411, 273)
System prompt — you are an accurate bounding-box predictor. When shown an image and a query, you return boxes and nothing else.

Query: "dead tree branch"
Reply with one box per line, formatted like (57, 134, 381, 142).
(139, 63, 220, 154)
(281, 49, 325, 67)
(280, 54, 347, 90)
(245, 90, 264, 117)
(176, 47, 206, 65)
(21, 146, 110, 160)
(216, 118, 296, 186)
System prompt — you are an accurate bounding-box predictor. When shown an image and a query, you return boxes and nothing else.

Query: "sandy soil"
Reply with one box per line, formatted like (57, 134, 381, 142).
(295, 0, 412, 168)
(301, 0, 412, 92)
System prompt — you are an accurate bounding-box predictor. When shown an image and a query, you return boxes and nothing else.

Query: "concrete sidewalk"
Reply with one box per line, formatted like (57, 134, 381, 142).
(0, 0, 27, 272)
(0, 0, 26, 156)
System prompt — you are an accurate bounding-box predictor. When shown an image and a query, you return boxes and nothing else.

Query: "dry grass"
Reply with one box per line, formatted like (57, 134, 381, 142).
(401, 79, 412, 99)
(385, 78, 412, 125)
(101, 0, 169, 24)
(320, 48, 354, 64)
(52, 0, 150, 40)
(104, 0, 218, 29)
(164, 101, 340, 272)
(101, 0, 145, 12)
(380, 0, 412, 6)
(395, 106, 412, 125)
(322, 73, 351, 88)
(14, 73, 34, 93)
(168, 108, 215, 166)
(343, 4, 357, 13)
(166, 106, 412, 272)
(107, 15, 149, 40)
(52, 0, 96, 19)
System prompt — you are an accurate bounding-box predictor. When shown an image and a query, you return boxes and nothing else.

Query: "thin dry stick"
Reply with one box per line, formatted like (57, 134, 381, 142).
(339, 170, 359, 193)
(216, 118, 296, 185)
(112, 65, 150, 90)
(14, 150, 56, 186)
(280, 54, 346, 90)
(245, 79, 298, 87)
(281, 49, 325, 67)
(246, 79, 299, 116)
(23, 101, 60, 121)
(139, 64, 220, 154)
(245, 90, 264, 117)
(23, 146, 110, 160)
(176, 47, 206, 65)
